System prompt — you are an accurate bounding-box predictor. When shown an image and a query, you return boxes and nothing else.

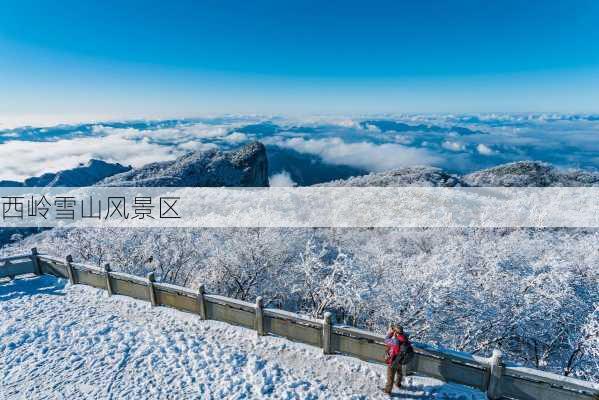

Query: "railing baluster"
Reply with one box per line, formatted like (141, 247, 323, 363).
(147, 272, 157, 306)
(255, 296, 265, 336)
(197, 284, 207, 319)
(104, 263, 113, 296)
(322, 312, 332, 354)
(65, 255, 76, 284)
(30, 247, 41, 275)
(487, 349, 503, 400)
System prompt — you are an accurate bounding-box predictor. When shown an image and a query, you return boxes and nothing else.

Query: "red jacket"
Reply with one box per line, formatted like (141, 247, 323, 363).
(384, 332, 409, 366)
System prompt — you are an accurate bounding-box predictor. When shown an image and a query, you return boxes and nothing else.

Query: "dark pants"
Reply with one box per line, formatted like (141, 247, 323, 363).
(384, 365, 402, 393)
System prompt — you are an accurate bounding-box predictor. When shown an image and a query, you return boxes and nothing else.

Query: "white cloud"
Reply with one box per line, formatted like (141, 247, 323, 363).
(0, 122, 242, 181)
(92, 123, 230, 143)
(269, 170, 297, 187)
(184, 124, 230, 138)
(0, 136, 179, 181)
(3, 114, 597, 183)
(332, 119, 361, 128)
(392, 135, 413, 145)
(363, 124, 381, 132)
(268, 137, 442, 172)
(176, 141, 218, 152)
(442, 141, 466, 152)
(223, 132, 248, 143)
(293, 117, 360, 128)
(476, 143, 494, 156)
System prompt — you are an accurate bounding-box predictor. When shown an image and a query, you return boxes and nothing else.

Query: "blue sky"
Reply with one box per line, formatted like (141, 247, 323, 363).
(1, 0, 599, 123)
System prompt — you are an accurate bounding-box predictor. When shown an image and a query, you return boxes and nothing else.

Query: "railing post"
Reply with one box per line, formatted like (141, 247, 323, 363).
(65, 255, 76, 284)
(146, 272, 157, 306)
(30, 247, 41, 275)
(255, 296, 265, 336)
(4, 260, 14, 280)
(197, 284, 207, 320)
(104, 263, 113, 296)
(487, 349, 504, 400)
(322, 312, 332, 354)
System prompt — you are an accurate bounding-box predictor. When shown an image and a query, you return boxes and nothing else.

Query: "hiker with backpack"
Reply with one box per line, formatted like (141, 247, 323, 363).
(383, 323, 414, 394)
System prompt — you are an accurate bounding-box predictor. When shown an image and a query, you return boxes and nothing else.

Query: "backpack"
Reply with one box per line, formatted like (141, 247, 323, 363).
(392, 342, 414, 368)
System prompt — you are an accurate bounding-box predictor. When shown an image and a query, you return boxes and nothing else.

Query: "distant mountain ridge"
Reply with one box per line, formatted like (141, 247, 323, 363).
(316, 161, 599, 187)
(2, 149, 597, 189)
(1, 152, 597, 249)
(0, 143, 269, 249)
(462, 162, 599, 187)
(359, 120, 487, 136)
(316, 166, 464, 187)
(0, 159, 131, 188)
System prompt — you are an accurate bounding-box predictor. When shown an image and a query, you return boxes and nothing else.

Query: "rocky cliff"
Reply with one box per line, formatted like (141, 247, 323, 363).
(97, 141, 269, 187)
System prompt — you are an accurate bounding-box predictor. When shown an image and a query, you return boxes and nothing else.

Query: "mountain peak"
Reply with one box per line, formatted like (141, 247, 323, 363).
(97, 141, 269, 187)
(314, 161, 599, 187)
(463, 161, 599, 187)
(315, 166, 465, 187)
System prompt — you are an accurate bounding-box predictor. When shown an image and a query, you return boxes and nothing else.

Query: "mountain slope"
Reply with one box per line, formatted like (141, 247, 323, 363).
(316, 161, 599, 187)
(315, 166, 465, 187)
(0, 159, 130, 187)
(98, 142, 269, 187)
(463, 161, 599, 187)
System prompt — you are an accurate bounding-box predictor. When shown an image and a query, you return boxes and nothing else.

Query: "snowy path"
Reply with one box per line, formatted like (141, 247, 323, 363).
(0, 276, 485, 399)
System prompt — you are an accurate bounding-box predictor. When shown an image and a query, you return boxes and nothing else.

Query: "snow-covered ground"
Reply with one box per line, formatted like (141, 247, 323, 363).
(0, 275, 485, 399)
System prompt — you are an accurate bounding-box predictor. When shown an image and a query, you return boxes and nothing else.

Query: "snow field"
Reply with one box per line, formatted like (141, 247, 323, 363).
(0, 275, 485, 399)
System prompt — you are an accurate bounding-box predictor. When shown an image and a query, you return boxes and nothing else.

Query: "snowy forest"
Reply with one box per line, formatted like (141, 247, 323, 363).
(4, 226, 598, 383)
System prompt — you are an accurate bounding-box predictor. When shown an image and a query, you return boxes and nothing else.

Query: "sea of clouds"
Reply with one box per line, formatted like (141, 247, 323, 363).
(0, 114, 598, 182)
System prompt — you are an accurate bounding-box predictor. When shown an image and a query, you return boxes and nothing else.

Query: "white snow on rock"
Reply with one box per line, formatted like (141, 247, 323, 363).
(0, 276, 485, 399)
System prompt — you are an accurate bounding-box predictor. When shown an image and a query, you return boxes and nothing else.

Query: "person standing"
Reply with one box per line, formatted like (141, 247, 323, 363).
(383, 324, 413, 395)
